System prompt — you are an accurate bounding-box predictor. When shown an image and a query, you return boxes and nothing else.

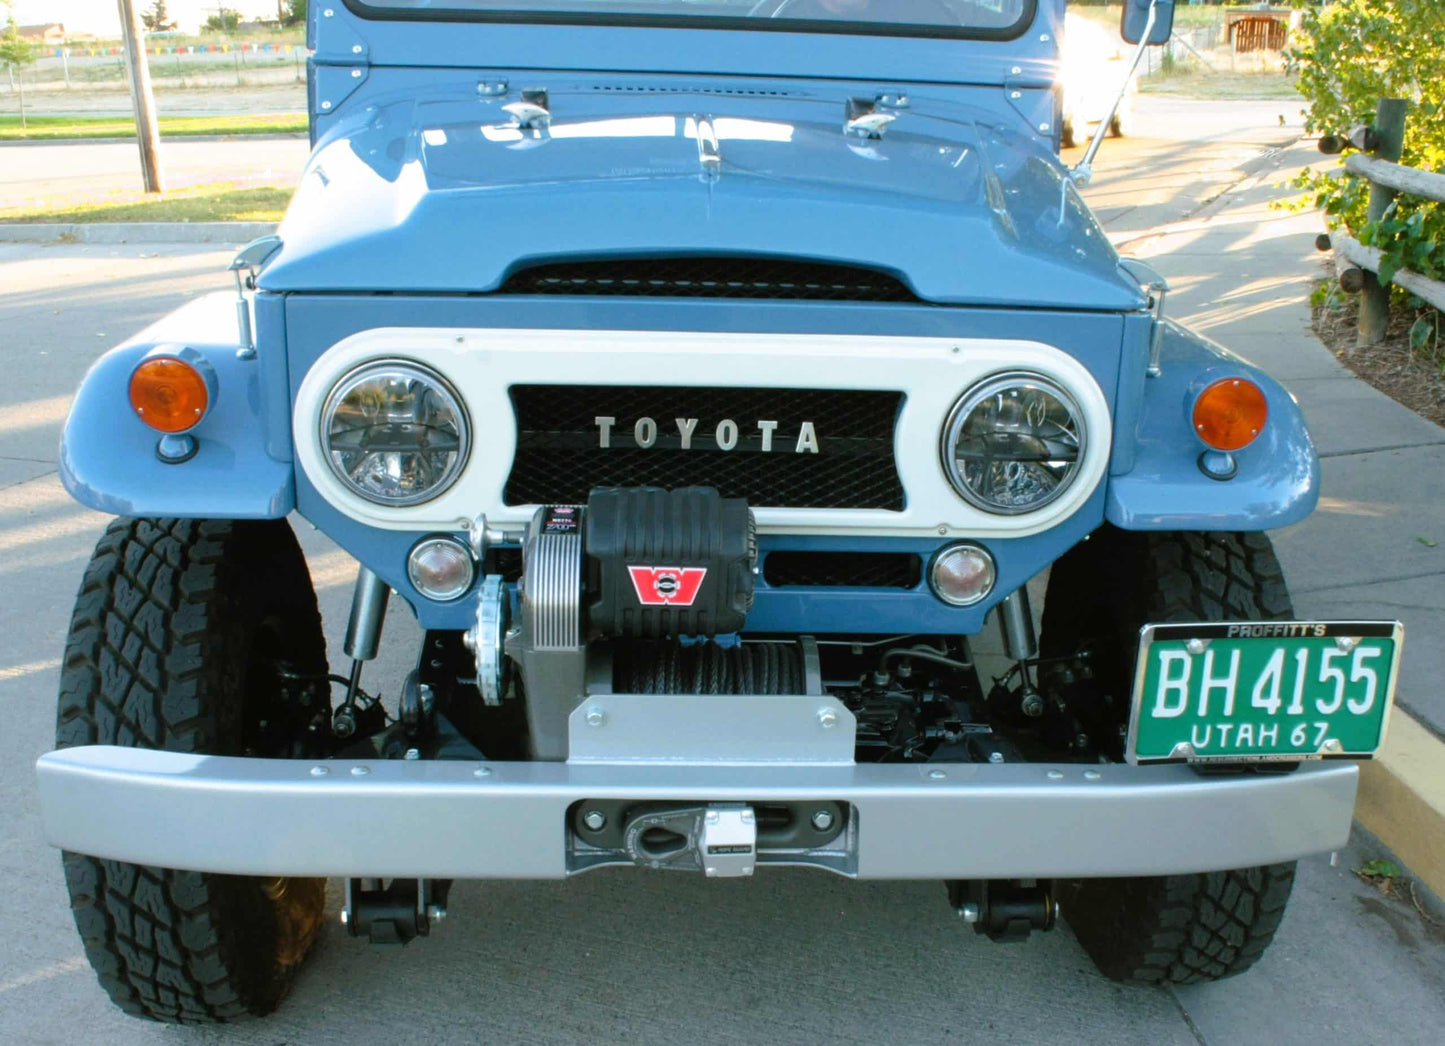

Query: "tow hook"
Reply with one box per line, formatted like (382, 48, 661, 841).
(342, 877, 452, 946)
(945, 879, 1058, 942)
(622, 803, 758, 877)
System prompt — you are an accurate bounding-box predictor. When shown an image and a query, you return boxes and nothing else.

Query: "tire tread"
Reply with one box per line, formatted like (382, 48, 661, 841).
(57, 518, 325, 1023)
(1043, 526, 1299, 986)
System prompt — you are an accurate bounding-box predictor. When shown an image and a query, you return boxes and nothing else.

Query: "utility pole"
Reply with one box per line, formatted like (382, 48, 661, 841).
(117, 0, 164, 193)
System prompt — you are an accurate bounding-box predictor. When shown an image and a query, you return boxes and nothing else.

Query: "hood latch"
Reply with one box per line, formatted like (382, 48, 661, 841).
(503, 89, 552, 131)
(844, 97, 902, 140)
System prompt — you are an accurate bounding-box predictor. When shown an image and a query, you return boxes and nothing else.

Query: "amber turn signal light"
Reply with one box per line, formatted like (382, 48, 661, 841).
(1192, 378, 1267, 452)
(129, 356, 210, 434)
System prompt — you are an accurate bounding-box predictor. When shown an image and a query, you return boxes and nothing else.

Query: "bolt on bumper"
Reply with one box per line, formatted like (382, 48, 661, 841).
(35, 745, 1359, 880)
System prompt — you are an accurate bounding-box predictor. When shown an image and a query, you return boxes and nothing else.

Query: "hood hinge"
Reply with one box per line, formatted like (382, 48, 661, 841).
(314, 63, 370, 119)
(1002, 75, 1056, 141)
(313, 5, 371, 65)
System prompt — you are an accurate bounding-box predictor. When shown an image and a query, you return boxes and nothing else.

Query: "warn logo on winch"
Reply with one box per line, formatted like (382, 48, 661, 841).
(627, 566, 708, 606)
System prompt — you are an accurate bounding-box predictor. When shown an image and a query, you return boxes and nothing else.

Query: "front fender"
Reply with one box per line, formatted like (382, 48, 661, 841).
(59, 294, 294, 519)
(1105, 321, 1319, 531)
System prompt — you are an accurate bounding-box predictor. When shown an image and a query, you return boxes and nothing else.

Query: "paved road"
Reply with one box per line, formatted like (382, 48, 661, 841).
(2, 97, 1443, 1043)
(1, 83, 306, 117)
(0, 137, 307, 210)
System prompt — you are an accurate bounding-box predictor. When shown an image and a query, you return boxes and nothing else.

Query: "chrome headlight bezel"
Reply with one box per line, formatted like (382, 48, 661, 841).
(320, 359, 471, 508)
(939, 370, 1088, 517)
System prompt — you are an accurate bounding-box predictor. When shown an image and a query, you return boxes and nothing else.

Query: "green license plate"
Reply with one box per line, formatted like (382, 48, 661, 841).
(1127, 621, 1404, 764)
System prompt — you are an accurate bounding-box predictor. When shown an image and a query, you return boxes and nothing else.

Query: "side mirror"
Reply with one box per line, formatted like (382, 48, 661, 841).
(1121, 0, 1175, 46)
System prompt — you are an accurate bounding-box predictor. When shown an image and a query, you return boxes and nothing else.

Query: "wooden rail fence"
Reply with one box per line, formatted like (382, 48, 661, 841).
(1318, 99, 1445, 347)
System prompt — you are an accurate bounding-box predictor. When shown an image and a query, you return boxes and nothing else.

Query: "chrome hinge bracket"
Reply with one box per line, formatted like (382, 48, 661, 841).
(314, 64, 369, 118)
(1118, 258, 1170, 377)
(228, 235, 282, 361)
(1002, 77, 1055, 140)
(476, 75, 510, 98)
(313, 8, 370, 66)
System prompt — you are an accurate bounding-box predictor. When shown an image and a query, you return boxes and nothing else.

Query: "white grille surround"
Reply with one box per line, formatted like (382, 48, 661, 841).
(292, 328, 1114, 539)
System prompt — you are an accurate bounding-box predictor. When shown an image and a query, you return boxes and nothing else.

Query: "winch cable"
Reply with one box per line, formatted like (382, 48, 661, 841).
(617, 641, 805, 695)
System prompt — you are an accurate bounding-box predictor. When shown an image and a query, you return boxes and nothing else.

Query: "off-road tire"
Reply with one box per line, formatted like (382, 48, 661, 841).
(56, 518, 329, 1022)
(1062, 863, 1298, 984)
(1040, 526, 1298, 984)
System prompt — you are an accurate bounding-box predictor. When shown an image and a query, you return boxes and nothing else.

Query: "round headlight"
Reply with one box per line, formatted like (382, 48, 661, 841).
(321, 361, 470, 507)
(940, 371, 1086, 515)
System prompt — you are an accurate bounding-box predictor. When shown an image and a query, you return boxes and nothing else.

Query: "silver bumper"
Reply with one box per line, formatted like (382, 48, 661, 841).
(36, 745, 1358, 879)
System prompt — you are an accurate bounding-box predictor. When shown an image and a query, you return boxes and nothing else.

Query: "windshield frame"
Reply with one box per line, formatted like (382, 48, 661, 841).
(339, 0, 1039, 41)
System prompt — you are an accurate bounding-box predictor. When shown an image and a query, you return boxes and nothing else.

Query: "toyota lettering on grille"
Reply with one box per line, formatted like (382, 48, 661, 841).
(593, 415, 820, 453)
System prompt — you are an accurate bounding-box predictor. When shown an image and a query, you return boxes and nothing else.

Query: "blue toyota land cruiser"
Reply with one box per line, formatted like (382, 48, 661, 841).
(37, 0, 1404, 1021)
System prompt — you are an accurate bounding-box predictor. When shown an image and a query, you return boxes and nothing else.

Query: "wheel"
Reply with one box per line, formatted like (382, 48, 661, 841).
(56, 518, 329, 1022)
(1110, 90, 1136, 137)
(1039, 526, 1298, 984)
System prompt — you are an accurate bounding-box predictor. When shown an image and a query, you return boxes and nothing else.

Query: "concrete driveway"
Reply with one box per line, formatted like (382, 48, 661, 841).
(2, 97, 1443, 1044)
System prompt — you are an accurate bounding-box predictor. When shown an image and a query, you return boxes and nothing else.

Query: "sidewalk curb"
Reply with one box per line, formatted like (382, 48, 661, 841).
(1356, 709, 1445, 900)
(0, 222, 276, 245)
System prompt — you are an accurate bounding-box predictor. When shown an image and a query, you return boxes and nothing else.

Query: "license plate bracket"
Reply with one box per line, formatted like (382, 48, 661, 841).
(1126, 621, 1403, 765)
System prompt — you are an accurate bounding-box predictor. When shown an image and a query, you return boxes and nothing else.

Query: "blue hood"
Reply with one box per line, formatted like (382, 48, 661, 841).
(261, 85, 1142, 311)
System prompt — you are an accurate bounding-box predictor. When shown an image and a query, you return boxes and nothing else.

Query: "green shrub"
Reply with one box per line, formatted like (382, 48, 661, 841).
(1286, 0, 1444, 297)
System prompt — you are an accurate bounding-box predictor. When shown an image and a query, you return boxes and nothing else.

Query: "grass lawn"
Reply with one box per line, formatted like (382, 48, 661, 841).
(0, 113, 307, 141)
(0, 182, 293, 223)
(1141, 71, 1303, 101)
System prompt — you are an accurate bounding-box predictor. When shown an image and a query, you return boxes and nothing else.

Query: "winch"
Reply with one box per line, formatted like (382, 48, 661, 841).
(469, 486, 809, 760)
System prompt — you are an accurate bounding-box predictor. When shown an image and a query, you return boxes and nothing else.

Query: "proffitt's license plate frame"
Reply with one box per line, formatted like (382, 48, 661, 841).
(1125, 620, 1404, 765)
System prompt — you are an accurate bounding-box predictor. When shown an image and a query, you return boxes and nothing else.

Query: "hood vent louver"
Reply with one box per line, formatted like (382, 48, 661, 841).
(497, 257, 921, 302)
(589, 83, 802, 98)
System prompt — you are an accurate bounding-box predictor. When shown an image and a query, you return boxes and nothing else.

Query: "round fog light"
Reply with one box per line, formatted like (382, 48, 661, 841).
(407, 537, 475, 602)
(930, 544, 996, 607)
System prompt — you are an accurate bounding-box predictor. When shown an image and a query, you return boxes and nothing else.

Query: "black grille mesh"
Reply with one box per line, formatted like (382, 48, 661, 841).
(763, 551, 922, 589)
(497, 257, 919, 302)
(503, 385, 904, 510)
(489, 547, 524, 582)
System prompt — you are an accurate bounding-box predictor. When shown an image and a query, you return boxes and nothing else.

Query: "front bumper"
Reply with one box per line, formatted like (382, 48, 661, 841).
(36, 746, 1358, 879)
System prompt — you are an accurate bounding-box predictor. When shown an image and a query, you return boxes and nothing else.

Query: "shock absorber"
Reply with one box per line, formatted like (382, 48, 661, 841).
(334, 566, 389, 738)
(997, 587, 1044, 718)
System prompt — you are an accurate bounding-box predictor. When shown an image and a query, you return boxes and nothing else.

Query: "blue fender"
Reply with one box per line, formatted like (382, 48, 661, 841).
(59, 294, 295, 519)
(1106, 321, 1319, 532)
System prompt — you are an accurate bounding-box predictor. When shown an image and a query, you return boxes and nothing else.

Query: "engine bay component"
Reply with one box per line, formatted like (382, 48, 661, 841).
(585, 486, 756, 638)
